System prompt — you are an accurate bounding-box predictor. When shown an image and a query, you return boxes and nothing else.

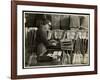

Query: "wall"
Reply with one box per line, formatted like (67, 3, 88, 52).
(0, 0, 100, 80)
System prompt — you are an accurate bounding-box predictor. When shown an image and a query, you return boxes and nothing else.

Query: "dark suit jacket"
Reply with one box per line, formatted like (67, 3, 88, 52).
(36, 28, 50, 56)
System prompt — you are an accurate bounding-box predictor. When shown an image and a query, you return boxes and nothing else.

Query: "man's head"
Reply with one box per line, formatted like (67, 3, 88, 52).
(39, 20, 51, 31)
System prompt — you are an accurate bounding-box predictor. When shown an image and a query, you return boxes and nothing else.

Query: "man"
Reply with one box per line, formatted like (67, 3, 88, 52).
(35, 20, 55, 62)
(36, 20, 51, 55)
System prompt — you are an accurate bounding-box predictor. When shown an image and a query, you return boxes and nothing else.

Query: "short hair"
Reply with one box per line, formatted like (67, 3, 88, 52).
(38, 19, 51, 28)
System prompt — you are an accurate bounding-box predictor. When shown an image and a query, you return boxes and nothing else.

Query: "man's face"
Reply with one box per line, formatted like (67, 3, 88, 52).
(44, 24, 51, 31)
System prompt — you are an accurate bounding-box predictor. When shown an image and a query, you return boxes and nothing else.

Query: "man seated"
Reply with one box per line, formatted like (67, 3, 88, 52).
(35, 19, 57, 62)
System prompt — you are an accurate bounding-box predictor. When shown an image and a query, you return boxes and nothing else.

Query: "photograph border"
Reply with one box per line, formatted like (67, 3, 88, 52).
(11, 0, 97, 79)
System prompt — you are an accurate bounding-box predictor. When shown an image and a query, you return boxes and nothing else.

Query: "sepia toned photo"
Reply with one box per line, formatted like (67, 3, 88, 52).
(23, 11, 89, 68)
